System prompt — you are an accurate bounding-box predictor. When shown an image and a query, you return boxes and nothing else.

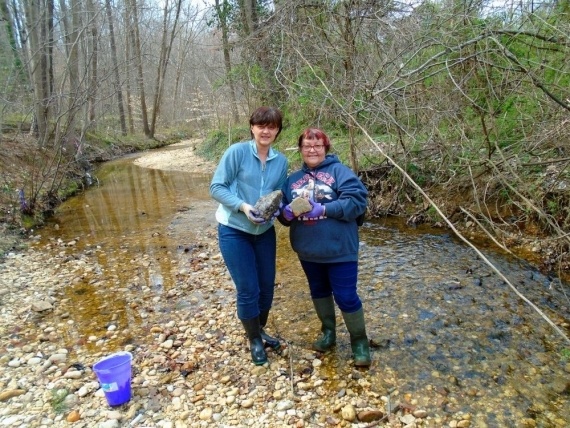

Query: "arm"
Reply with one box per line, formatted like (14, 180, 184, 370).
(209, 145, 246, 212)
(321, 165, 368, 222)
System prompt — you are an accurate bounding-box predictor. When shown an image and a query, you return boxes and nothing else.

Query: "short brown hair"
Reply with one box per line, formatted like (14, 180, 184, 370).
(249, 107, 283, 137)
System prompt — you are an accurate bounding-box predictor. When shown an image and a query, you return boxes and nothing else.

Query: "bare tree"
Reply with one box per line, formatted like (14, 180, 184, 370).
(123, 3, 135, 134)
(128, 0, 150, 136)
(105, 0, 127, 135)
(0, 0, 24, 80)
(58, 0, 81, 143)
(86, 0, 98, 124)
(238, 0, 256, 36)
(213, 0, 239, 124)
(22, 0, 55, 145)
(150, 0, 183, 136)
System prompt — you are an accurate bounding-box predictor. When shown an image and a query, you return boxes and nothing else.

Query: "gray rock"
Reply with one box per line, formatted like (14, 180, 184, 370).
(31, 299, 53, 312)
(253, 190, 282, 221)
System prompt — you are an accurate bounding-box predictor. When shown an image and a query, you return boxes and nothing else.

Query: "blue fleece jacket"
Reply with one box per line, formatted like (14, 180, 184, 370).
(281, 154, 368, 263)
(210, 140, 288, 235)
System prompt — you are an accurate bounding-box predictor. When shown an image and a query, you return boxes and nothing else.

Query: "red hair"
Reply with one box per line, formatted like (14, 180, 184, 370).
(297, 128, 331, 153)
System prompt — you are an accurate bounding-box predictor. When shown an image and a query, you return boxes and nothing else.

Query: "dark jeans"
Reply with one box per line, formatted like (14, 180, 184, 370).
(218, 224, 276, 320)
(300, 260, 362, 313)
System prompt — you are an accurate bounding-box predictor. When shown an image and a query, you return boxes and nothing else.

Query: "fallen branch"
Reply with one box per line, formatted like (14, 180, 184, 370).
(296, 48, 570, 345)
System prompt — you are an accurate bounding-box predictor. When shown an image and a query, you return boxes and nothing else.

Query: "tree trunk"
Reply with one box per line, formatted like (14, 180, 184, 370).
(0, 0, 25, 79)
(238, 0, 255, 36)
(124, 3, 135, 134)
(105, 0, 127, 136)
(150, 0, 182, 136)
(23, 0, 54, 146)
(58, 0, 81, 142)
(340, 1, 358, 171)
(128, 0, 150, 136)
(87, 0, 98, 124)
(215, 0, 239, 124)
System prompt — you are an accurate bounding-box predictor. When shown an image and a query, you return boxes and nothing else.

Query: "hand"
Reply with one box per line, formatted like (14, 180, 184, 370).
(241, 203, 265, 224)
(305, 199, 325, 218)
(271, 201, 282, 220)
(272, 207, 280, 219)
(282, 204, 296, 221)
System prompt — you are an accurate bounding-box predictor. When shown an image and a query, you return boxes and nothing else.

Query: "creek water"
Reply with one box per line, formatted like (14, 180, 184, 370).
(38, 151, 569, 427)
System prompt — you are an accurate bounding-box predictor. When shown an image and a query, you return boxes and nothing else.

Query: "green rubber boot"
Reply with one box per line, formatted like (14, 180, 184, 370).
(259, 310, 281, 351)
(240, 317, 268, 365)
(342, 308, 371, 367)
(312, 296, 337, 352)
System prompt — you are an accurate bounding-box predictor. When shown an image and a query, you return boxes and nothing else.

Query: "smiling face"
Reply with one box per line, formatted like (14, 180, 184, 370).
(300, 135, 327, 168)
(251, 124, 279, 149)
(248, 107, 283, 152)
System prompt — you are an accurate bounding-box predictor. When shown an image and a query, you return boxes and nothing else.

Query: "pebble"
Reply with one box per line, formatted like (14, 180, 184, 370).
(0, 146, 566, 428)
(2, 238, 396, 427)
(66, 410, 80, 422)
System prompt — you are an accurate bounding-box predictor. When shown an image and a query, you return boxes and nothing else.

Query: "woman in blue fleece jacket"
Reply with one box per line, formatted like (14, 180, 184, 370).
(279, 127, 371, 367)
(210, 107, 288, 365)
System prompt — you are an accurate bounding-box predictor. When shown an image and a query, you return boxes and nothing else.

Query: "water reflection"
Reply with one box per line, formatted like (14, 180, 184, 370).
(41, 156, 214, 352)
(53, 161, 210, 240)
(39, 152, 569, 427)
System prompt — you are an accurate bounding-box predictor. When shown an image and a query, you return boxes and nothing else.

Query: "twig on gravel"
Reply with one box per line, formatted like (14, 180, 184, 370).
(288, 341, 295, 396)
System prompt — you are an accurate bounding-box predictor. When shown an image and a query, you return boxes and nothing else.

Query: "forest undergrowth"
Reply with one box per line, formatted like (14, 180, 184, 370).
(1, 131, 569, 286)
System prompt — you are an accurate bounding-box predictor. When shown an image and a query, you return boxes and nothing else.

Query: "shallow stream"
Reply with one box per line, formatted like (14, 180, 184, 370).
(37, 150, 569, 427)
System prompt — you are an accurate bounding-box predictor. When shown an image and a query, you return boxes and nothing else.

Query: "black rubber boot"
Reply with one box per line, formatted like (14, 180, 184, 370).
(240, 317, 267, 365)
(312, 296, 336, 352)
(259, 310, 281, 351)
(342, 308, 371, 367)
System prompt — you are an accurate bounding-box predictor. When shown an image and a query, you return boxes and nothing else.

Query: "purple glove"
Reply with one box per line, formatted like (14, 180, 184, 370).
(242, 203, 265, 224)
(272, 208, 280, 219)
(305, 199, 325, 218)
(272, 201, 282, 220)
(282, 204, 296, 221)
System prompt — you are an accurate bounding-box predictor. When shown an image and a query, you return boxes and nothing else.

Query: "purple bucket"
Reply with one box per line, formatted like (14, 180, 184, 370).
(93, 351, 133, 406)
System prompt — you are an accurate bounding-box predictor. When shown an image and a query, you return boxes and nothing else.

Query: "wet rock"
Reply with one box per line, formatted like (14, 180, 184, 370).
(413, 409, 428, 418)
(357, 409, 384, 422)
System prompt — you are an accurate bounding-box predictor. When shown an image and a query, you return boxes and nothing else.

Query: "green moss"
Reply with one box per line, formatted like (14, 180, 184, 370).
(50, 388, 69, 414)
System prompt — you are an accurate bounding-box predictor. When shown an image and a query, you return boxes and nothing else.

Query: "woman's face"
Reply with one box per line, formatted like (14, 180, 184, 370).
(300, 136, 326, 168)
(251, 124, 279, 148)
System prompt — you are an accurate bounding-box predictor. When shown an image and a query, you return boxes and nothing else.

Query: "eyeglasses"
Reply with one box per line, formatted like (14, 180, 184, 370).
(301, 144, 325, 152)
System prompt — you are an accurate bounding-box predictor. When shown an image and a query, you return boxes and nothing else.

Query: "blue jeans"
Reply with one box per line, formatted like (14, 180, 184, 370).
(300, 260, 362, 313)
(218, 224, 277, 320)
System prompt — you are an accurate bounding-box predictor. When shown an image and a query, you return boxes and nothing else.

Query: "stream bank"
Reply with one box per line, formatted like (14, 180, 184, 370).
(0, 141, 568, 427)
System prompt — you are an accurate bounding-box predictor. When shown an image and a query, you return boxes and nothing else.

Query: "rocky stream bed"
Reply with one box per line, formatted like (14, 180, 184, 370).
(0, 141, 567, 428)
